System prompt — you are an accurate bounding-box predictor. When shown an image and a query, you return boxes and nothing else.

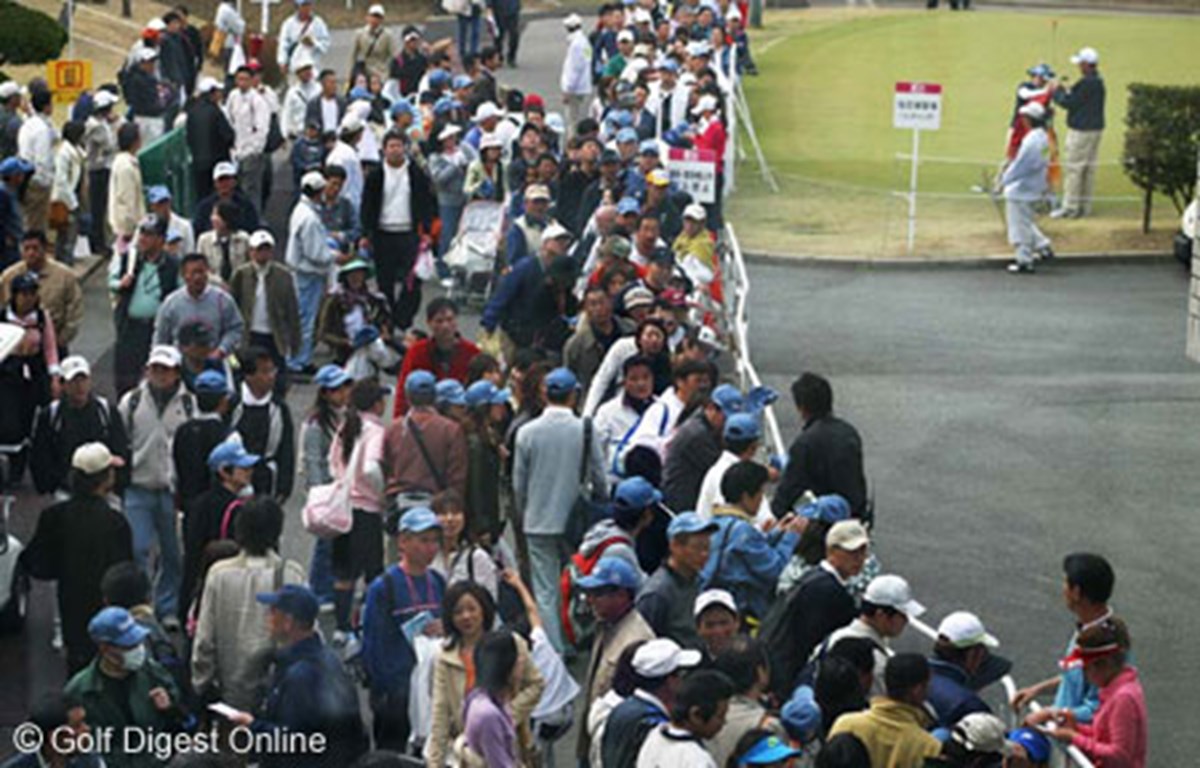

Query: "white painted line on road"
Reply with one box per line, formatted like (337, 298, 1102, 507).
(756, 35, 792, 57)
(69, 33, 129, 56)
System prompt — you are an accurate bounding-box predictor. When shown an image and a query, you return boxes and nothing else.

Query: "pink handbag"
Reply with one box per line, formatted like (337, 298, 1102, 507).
(301, 439, 362, 538)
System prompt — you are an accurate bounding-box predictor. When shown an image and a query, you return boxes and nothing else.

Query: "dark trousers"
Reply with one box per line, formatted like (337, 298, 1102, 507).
(249, 332, 289, 396)
(494, 12, 521, 64)
(374, 230, 421, 330)
(87, 169, 110, 253)
(371, 690, 411, 752)
(194, 162, 215, 202)
(115, 318, 155, 397)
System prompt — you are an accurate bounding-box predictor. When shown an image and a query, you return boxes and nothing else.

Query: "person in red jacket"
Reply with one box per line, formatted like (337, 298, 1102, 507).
(393, 297, 480, 415)
(689, 93, 728, 230)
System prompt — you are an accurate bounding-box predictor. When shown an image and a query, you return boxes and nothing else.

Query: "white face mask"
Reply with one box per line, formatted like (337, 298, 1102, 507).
(120, 644, 147, 672)
(237, 484, 256, 499)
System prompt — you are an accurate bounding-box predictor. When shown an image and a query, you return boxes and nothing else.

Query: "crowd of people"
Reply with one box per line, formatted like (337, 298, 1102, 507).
(0, 0, 1147, 767)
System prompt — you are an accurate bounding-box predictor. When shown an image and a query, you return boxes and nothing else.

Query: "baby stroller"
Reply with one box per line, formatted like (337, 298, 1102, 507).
(441, 200, 506, 308)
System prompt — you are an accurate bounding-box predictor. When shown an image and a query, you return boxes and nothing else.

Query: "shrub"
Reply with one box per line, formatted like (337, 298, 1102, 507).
(1123, 83, 1200, 232)
(0, 0, 68, 65)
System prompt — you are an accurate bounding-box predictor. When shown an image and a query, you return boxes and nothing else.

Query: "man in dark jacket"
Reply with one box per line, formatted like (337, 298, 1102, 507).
(229, 231, 301, 395)
(234, 585, 367, 767)
(360, 129, 437, 329)
(764, 519, 867, 699)
(30, 356, 129, 496)
(481, 224, 580, 355)
(172, 370, 231, 510)
(192, 161, 261, 237)
(491, 0, 522, 66)
(159, 12, 196, 94)
(230, 347, 295, 502)
(772, 372, 868, 520)
(927, 611, 1011, 728)
(185, 77, 235, 201)
(661, 384, 743, 513)
(1051, 47, 1106, 219)
(601, 638, 700, 768)
(390, 27, 427, 96)
(123, 50, 169, 126)
(304, 69, 345, 135)
(20, 443, 133, 675)
(564, 285, 632, 398)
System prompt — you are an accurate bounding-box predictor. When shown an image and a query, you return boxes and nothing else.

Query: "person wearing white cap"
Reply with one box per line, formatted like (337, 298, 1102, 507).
(325, 113, 366, 212)
(285, 171, 336, 373)
(281, 52, 320, 141)
(561, 13, 592, 138)
(1051, 47, 1106, 219)
(184, 77, 234, 202)
(429, 123, 475, 257)
(117, 344, 197, 625)
(276, 0, 331, 74)
(191, 160, 261, 239)
(927, 610, 1006, 727)
(228, 230, 301, 382)
(599, 637, 704, 767)
(1000, 101, 1055, 274)
(464, 101, 503, 151)
(349, 5, 395, 84)
(82, 89, 122, 255)
(604, 29, 637, 80)
(224, 65, 271, 212)
(763, 518, 868, 699)
(29, 355, 128, 497)
(818, 574, 926, 696)
(464, 131, 508, 201)
(688, 92, 727, 228)
(124, 46, 170, 147)
(19, 441, 132, 674)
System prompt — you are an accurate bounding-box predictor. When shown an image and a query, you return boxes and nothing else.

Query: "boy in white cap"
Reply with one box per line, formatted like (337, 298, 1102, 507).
(1051, 46, 1106, 219)
(817, 574, 925, 695)
(1001, 101, 1055, 274)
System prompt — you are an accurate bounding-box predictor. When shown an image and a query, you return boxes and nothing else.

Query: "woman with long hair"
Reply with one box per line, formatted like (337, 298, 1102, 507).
(328, 379, 389, 645)
(430, 489, 503, 602)
(301, 364, 353, 604)
(458, 630, 530, 768)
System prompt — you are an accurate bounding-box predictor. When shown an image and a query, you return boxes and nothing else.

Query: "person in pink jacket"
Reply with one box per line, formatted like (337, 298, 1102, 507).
(1027, 617, 1146, 768)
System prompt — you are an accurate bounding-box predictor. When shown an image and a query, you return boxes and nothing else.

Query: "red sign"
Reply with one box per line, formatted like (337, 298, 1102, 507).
(895, 82, 943, 95)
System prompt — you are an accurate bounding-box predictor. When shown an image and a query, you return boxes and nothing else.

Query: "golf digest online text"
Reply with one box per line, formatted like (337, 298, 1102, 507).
(11, 721, 328, 760)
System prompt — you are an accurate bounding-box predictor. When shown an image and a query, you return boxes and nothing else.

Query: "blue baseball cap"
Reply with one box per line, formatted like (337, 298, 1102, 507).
(207, 439, 261, 470)
(256, 584, 320, 624)
(315, 364, 352, 390)
(576, 556, 641, 592)
(193, 369, 230, 395)
(738, 734, 803, 765)
(723, 413, 762, 442)
(452, 74, 473, 90)
(544, 367, 579, 397)
(607, 109, 633, 128)
(434, 96, 458, 115)
(349, 86, 372, 102)
(465, 380, 511, 407)
(616, 127, 639, 144)
(667, 511, 718, 539)
(88, 606, 151, 647)
(614, 476, 662, 510)
(1007, 728, 1051, 762)
(599, 148, 622, 165)
(798, 494, 851, 523)
(436, 379, 467, 406)
(639, 139, 659, 156)
(429, 69, 452, 88)
(710, 384, 744, 414)
(616, 197, 641, 216)
(405, 369, 437, 397)
(398, 506, 442, 533)
(0, 156, 34, 177)
(659, 59, 680, 74)
(781, 685, 822, 742)
(1026, 63, 1055, 79)
(146, 184, 172, 204)
(353, 324, 381, 349)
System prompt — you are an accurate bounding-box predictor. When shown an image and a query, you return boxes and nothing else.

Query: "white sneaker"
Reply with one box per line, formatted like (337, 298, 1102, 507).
(1007, 262, 1035, 274)
(1049, 208, 1073, 219)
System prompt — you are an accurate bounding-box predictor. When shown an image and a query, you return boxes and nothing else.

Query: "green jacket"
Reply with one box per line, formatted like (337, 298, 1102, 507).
(64, 657, 185, 768)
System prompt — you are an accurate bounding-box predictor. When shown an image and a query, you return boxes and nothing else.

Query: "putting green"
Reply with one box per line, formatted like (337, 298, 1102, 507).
(743, 8, 1200, 196)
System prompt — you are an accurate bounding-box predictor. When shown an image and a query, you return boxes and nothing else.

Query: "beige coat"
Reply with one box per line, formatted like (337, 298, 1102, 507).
(191, 551, 306, 711)
(427, 633, 545, 768)
(576, 606, 655, 759)
(0, 258, 85, 345)
(107, 150, 144, 238)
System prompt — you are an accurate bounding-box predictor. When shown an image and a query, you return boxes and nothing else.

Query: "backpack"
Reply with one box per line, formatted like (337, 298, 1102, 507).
(559, 534, 630, 650)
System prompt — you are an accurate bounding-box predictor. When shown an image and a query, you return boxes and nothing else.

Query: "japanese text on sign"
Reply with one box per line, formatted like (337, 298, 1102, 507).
(666, 147, 717, 204)
(893, 82, 942, 131)
(46, 60, 93, 105)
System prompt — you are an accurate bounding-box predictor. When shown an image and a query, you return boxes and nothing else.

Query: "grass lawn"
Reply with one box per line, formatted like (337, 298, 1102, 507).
(731, 7, 1200, 259)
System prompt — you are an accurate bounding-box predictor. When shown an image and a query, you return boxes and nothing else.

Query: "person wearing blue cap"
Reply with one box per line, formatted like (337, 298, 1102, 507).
(701, 461, 806, 622)
(696, 412, 774, 524)
(64, 606, 186, 747)
(728, 730, 805, 767)
(513, 366, 607, 652)
(1007, 726, 1052, 765)
(382, 368, 468, 503)
(636, 511, 718, 649)
(146, 185, 194, 255)
(462, 380, 510, 539)
(435, 378, 469, 421)
(0, 156, 31, 270)
(663, 382, 743, 512)
(217, 583, 367, 764)
(171, 368, 233, 505)
(1006, 63, 1057, 163)
(361, 505, 447, 749)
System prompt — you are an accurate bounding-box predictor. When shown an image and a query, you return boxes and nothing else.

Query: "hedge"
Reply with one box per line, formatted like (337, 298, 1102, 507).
(0, 0, 68, 65)
(1123, 83, 1200, 232)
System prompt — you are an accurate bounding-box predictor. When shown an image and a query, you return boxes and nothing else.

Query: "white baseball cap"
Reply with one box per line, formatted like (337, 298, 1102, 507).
(863, 575, 925, 618)
(632, 638, 702, 677)
(249, 230, 275, 249)
(93, 90, 119, 109)
(301, 170, 327, 192)
(368, 3, 385, 15)
(137, 47, 159, 63)
(72, 442, 126, 474)
(692, 95, 719, 115)
(147, 344, 182, 368)
(60, 355, 92, 381)
(339, 113, 365, 134)
(693, 588, 738, 618)
(826, 519, 869, 551)
(479, 132, 504, 151)
(524, 184, 552, 202)
(1017, 101, 1046, 120)
(952, 713, 1011, 756)
(1070, 46, 1099, 65)
(212, 161, 238, 180)
(683, 203, 707, 221)
(617, 29, 635, 43)
(146, 17, 166, 31)
(632, 8, 652, 23)
(290, 50, 315, 74)
(473, 101, 503, 122)
(438, 124, 462, 142)
(196, 76, 222, 95)
(937, 611, 1000, 649)
(563, 13, 583, 29)
(0, 82, 20, 100)
(543, 222, 572, 241)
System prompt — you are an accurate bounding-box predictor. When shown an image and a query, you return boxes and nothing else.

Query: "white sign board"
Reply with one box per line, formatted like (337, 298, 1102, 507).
(893, 82, 942, 131)
(667, 147, 718, 205)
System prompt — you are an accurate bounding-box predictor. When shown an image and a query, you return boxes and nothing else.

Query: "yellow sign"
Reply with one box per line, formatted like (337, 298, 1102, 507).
(46, 59, 93, 104)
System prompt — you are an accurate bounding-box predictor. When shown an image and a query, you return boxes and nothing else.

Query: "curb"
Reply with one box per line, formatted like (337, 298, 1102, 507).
(741, 249, 1176, 269)
(72, 254, 110, 284)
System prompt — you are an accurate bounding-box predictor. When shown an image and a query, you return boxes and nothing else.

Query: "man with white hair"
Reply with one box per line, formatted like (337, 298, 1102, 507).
(277, 0, 330, 75)
(561, 14, 592, 138)
(1001, 101, 1054, 274)
(1051, 46, 1106, 219)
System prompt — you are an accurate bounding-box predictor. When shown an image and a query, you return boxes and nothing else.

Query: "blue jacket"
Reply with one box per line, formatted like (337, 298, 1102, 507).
(252, 633, 367, 767)
(600, 691, 670, 768)
(361, 564, 446, 698)
(699, 506, 799, 620)
(926, 658, 990, 728)
(1053, 630, 1107, 723)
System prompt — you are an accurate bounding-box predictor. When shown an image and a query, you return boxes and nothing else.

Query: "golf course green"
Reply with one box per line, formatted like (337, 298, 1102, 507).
(743, 8, 1200, 197)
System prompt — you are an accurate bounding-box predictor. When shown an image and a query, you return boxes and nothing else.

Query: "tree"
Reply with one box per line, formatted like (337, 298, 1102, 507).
(0, 0, 68, 65)
(1123, 84, 1200, 234)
